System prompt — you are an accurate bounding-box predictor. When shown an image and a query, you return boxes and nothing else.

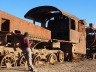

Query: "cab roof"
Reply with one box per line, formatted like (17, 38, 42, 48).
(24, 6, 79, 22)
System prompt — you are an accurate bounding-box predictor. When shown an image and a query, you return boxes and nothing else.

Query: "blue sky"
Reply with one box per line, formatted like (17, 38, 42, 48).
(0, 0, 96, 27)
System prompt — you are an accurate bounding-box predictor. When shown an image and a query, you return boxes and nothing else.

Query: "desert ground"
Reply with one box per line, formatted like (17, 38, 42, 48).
(0, 59, 96, 72)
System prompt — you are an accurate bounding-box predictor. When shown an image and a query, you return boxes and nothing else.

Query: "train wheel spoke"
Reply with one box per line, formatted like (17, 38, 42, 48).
(18, 55, 26, 66)
(47, 53, 57, 64)
(33, 54, 41, 66)
(57, 51, 64, 63)
(0, 55, 16, 68)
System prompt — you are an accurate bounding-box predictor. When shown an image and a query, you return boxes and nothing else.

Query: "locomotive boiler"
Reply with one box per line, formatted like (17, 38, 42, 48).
(86, 23, 96, 59)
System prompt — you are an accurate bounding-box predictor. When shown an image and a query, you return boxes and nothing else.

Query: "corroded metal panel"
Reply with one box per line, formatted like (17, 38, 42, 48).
(0, 10, 51, 40)
(70, 30, 79, 43)
(72, 32, 86, 54)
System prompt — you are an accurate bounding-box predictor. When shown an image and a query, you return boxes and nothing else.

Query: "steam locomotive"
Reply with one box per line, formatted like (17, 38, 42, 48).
(0, 5, 95, 68)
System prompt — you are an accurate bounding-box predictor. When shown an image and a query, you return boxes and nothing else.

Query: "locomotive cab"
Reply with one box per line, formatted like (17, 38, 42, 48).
(24, 6, 80, 43)
(47, 15, 77, 41)
(47, 16, 70, 40)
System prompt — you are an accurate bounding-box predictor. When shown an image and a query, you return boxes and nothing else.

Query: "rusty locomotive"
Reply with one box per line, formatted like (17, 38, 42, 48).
(0, 6, 95, 68)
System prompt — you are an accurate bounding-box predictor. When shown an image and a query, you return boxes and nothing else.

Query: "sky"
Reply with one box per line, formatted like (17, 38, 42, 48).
(0, 0, 96, 27)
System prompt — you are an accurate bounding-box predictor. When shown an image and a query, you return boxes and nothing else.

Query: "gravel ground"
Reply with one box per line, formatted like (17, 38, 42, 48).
(0, 59, 96, 72)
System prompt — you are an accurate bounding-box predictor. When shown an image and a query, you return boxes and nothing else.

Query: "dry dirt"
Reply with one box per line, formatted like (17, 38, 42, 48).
(0, 59, 96, 72)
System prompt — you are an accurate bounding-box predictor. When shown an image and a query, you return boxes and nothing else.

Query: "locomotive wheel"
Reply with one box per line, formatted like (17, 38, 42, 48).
(47, 53, 57, 65)
(0, 55, 15, 68)
(57, 51, 64, 63)
(18, 55, 27, 66)
(33, 55, 41, 66)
